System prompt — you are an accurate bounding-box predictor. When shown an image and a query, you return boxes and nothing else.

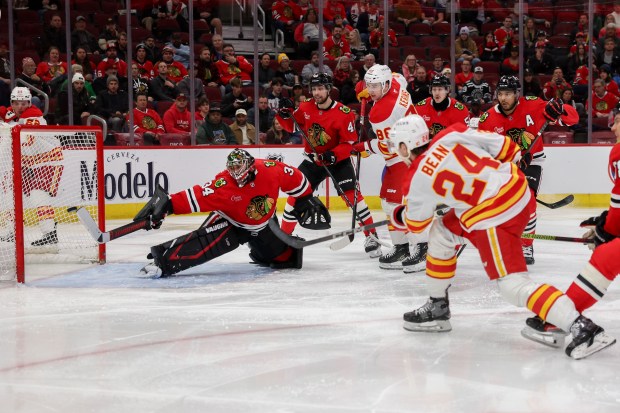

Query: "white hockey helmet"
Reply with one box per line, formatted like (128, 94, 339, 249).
(364, 64, 391, 96)
(387, 115, 430, 155)
(10, 87, 32, 105)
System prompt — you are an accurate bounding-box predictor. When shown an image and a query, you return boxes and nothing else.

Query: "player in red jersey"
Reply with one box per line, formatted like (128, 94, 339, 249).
(352, 65, 426, 271)
(386, 114, 614, 360)
(522, 110, 620, 350)
(414, 75, 470, 139)
(276, 72, 381, 257)
(0, 87, 62, 247)
(478, 76, 579, 265)
(136, 149, 330, 277)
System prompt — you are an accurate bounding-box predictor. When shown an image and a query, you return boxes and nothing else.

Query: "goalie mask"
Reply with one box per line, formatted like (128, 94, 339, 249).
(226, 148, 256, 187)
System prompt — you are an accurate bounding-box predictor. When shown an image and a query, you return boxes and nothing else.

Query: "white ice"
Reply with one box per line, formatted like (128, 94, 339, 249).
(0, 208, 619, 413)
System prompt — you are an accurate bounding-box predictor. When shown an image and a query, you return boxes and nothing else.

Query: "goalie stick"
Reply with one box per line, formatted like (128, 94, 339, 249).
(68, 207, 152, 243)
(521, 233, 594, 243)
(536, 194, 574, 209)
(268, 218, 389, 249)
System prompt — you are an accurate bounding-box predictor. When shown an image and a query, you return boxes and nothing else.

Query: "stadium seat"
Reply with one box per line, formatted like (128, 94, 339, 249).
(156, 101, 174, 118)
(204, 87, 222, 104)
(160, 133, 191, 146)
(543, 131, 574, 144)
(592, 131, 616, 144)
(432, 23, 452, 36)
(481, 22, 501, 35)
(397, 36, 417, 48)
(114, 133, 144, 146)
(553, 23, 574, 37)
(408, 23, 431, 37)
(402, 46, 427, 60)
(556, 11, 580, 23)
(420, 35, 442, 48)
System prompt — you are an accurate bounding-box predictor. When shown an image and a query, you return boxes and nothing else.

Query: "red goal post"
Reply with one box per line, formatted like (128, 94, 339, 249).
(0, 125, 106, 283)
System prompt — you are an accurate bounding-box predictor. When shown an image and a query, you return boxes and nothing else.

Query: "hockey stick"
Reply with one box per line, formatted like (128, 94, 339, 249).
(536, 194, 574, 209)
(521, 233, 593, 243)
(269, 218, 389, 249)
(330, 98, 368, 251)
(288, 111, 390, 248)
(69, 206, 152, 243)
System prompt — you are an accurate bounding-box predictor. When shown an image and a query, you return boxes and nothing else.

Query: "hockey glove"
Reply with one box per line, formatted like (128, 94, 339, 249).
(390, 204, 407, 231)
(581, 211, 616, 249)
(134, 184, 173, 230)
(292, 195, 331, 230)
(318, 150, 337, 166)
(278, 107, 293, 120)
(518, 152, 533, 172)
(356, 88, 370, 102)
(543, 99, 565, 122)
(351, 141, 372, 158)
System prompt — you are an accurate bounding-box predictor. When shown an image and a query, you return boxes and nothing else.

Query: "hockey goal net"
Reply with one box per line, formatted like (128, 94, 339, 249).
(0, 125, 105, 283)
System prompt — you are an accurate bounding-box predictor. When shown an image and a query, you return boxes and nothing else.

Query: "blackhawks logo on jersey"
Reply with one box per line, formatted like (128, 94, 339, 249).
(525, 96, 538, 101)
(454, 101, 465, 110)
(215, 178, 227, 188)
(339, 106, 351, 114)
(263, 161, 277, 167)
(308, 123, 331, 147)
(142, 116, 156, 130)
(168, 64, 182, 78)
(245, 195, 275, 220)
(507, 128, 535, 150)
(478, 112, 489, 123)
(430, 123, 445, 137)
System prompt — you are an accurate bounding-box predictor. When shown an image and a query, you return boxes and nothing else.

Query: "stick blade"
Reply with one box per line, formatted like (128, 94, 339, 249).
(329, 234, 354, 251)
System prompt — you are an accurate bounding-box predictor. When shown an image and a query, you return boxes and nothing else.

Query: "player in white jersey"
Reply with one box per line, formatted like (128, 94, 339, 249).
(0, 87, 60, 246)
(353, 65, 426, 272)
(386, 114, 615, 359)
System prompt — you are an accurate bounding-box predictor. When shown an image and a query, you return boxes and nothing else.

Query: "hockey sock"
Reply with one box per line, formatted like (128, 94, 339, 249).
(342, 190, 375, 236)
(522, 210, 536, 247)
(565, 261, 613, 313)
(281, 195, 298, 234)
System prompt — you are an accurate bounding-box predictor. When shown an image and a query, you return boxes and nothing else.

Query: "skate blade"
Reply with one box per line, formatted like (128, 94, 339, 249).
(403, 319, 452, 332)
(367, 249, 382, 259)
(569, 332, 616, 360)
(520, 326, 566, 348)
(402, 262, 426, 273)
(379, 262, 404, 270)
(137, 264, 163, 279)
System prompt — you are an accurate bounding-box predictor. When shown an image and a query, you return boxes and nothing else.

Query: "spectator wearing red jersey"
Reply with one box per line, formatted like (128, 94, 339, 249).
(542, 67, 572, 101)
(600, 65, 620, 98)
(130, 93, 165, 145)
(333, 55, 353, 89)
(163, 93, 192, 134)
(455, 60, 473, 93)
(494, 16, 514, 52)
(153, 46, 188, 83)
(368, 18, 397, 57)
(96, 41, 128, 78)
(36, 46, 68, 84)
(324, 1, 349, 25)
(214, 43, 254, 87)
(589, 79, 620, 119)
(134, 44, 154, 80)
(323, 25, 352, 61)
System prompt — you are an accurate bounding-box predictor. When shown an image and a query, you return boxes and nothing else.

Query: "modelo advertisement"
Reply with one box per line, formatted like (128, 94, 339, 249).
(100, 145, 614, 209)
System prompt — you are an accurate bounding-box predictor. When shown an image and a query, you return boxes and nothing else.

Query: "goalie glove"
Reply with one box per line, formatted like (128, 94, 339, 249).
(292, 195, 331, 230)
(580, 211, 616, 250)
(390, 204, 407, 231)
(134, 184, 173, 230)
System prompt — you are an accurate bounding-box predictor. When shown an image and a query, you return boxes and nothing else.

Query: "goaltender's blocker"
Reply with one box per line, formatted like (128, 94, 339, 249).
(135, 149, 329, 277)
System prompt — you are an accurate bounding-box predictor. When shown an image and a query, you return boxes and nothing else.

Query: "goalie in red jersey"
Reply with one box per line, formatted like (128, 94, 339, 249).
(136, 149, 331, 277)
(478, 76, 579, 265)
(276, 72, 381, 258)
(522, 110, 620, 351)
(414, 75, 470, 139)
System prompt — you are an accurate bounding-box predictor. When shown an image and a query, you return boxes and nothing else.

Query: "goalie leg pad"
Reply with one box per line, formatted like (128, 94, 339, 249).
(248, 217, 303, 269)
(148, 217, 240, 276)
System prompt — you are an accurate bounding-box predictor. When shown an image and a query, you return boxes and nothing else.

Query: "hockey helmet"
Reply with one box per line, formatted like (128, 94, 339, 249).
(387, 115, 430, 155)
(226, 148, 256, 187)
(309, 72, 333, 89)
(364, 64, 392, 98)
(10, 87, 32, 104)
(496, 75, 521, 94)
(429, 74, 450, 93)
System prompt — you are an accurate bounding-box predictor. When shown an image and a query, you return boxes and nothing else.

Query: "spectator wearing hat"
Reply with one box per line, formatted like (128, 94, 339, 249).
(275, 54, 299, 92)
(100, 17, 120, 42)
(18, 57, 51, 110)
(43, 14, 67, 53)
(129, 93, 166, 145)
(166, 33, 191, 69)
(523, 69, 542, 98)
(526, 41, 556, 75)
(213, 44, 254, 87)
(461, 66, 492, 105)
(301, 51, 334, 86)
(494, 16, 514, 52)
(96, 41, 128, 78)
(56, 73, 93, 125)
(71, 15, 98, 54)
(95, 74, 129, 134)
(569, 32, 591, 57)
(455, 27, 480, 66)
(599, 64, 620, 98)
(230, 108, 257, 145)
(163, 93, 192, 134)
(534, 30, 552, 53)
(154, 46, 188, 83)
(221, 77, 253, 118)
(247, 95, 275, 133)
(598, 18, 620, 44)
(455, 60, 473, 93)
(177, 63, 206, 100)
(151, 61, 179, 102)
(59, 64, 97, 99)
(542, 67, 572, 101)
(134, 44, 155, 80)
(596, 38, 620, 75)
(196, 47, 220, 88)
(196, 104, 236, 145)
(258, 53, 276, 89)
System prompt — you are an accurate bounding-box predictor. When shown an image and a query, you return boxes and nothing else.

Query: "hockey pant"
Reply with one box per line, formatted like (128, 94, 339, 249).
(282, 159, 375, 236)
(149, 216, 302, 276)
(426, 207, 580, 332)
(522, 164, 542, 248)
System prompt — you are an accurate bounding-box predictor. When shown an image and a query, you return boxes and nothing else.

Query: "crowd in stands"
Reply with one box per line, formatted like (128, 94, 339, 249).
(2, 0, 620, 145)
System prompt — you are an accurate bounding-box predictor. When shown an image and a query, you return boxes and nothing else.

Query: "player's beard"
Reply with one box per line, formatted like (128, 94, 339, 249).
(499, 98, 517, 114)
(313, 93, 329, 106)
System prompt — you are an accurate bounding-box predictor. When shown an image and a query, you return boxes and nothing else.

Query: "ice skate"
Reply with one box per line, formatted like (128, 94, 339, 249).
(403, 289, 451, 332)
(364, 235, 382, 258)
(379, 243, 409, 269)
(138, 262, 164, 278)
(402, 242, 427, 273)
(523, 245, 534, 265)
(521, 315, 568, 348)
(31, 224, 58, 247)
(565, 315, 616, 360)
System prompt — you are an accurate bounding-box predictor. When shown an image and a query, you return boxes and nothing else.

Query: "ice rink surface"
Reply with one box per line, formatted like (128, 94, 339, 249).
(1, 207, 619, 413)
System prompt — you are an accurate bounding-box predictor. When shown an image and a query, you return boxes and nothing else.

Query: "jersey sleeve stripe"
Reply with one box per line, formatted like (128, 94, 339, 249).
(610, 193, 620, 208)
(285, 176, 310, 197)
(460, 165, 528, 229)
(186, 188, 200, 213)
(496, 137, 520, 163)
